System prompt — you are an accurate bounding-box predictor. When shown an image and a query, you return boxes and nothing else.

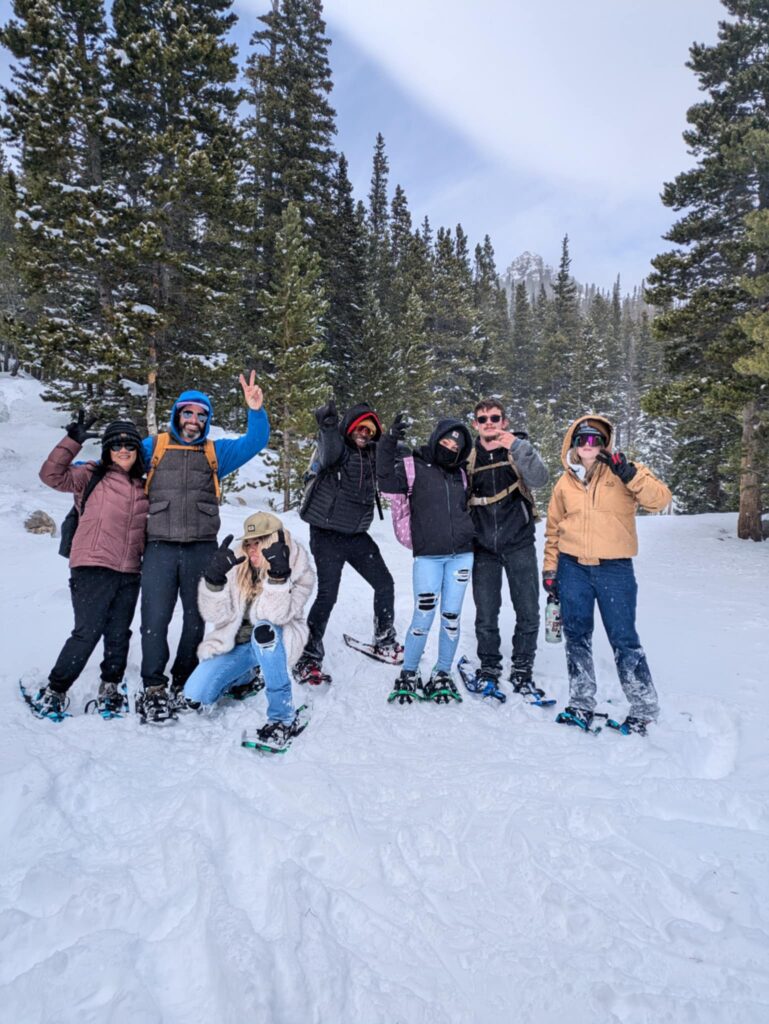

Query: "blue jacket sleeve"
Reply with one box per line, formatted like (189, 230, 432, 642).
(214, 408, 270, 478)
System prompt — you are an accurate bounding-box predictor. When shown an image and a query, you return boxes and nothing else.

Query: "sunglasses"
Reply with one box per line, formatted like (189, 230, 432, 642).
(109, 441, 138, 452)
(180, 408, 208, 421)
(476, 414, 502, 424)
(573, 433, 605, 448)
(353, 424, 375, 436)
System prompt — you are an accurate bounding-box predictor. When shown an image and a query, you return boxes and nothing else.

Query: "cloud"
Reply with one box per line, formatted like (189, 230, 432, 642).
(322, 0, 724, 199)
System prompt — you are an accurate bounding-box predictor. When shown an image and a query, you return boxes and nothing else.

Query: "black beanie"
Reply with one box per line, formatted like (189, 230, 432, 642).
(101, 421, 144, 473)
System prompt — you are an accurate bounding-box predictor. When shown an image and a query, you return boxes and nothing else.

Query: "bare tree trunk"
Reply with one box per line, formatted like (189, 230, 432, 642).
(146, 340, 158, 435)
(737, 399, 762, 540)
(282, 412, 291, 512)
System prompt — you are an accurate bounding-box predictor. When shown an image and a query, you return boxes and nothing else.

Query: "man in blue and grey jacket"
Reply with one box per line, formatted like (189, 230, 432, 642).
(138, 372, 269, 723)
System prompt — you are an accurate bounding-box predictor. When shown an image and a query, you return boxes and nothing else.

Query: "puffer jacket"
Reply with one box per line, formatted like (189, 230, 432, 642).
(378, 417, 475, 557)
(197, 534, 314, 667)
(543, 413, 672, 572)
(300, 402, 382, 535)
(40, 437, 148, 574)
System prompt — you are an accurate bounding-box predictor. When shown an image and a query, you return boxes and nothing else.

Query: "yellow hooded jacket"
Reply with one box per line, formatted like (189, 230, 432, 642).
(543, 414, 672, 573)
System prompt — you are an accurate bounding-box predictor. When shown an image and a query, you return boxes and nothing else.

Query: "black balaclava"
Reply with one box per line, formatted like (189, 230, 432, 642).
(435, 428, 463, 469)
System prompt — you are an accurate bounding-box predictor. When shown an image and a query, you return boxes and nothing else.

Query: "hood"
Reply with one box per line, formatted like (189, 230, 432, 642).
(425, 417, 474, 465)
(169, 390, 213, 444)
(340, 402, 383, 446)
(561, 413, 614, 470)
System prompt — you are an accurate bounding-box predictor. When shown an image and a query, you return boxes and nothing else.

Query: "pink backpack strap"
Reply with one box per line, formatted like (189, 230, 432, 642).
(404, 455, 416, 493)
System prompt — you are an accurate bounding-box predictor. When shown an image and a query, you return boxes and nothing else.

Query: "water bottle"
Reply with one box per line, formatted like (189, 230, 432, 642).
(545, 594, 562, 643)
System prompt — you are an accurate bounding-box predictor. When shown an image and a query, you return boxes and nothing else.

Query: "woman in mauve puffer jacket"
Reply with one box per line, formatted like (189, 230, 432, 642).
(30, 416, 149, 721)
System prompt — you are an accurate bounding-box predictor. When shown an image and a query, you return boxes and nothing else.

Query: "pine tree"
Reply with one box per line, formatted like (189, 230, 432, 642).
(509, 281, 534, 423)
(1, 0, 130, 410)
(366, 132, 392, 309)
(260, 202, 328, 511)
(644, 0, 769, 539)
(470, 235, 510, 402)
(0, 154, 23, 373)
(106, 0, 244, 432)
(430, 225, 474, 415)
(535, 235, 581, 421)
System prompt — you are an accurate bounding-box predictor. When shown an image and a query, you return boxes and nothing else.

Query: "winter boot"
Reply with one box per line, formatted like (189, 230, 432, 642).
(292, 654, 331, 686)
(169, 684, 200, 714)
(370, 637, 405, 665)
(613, 715, 651, 736)
(509, 664, 546, 700)
(85, 680, 129, 718)
(247, 705, 310, 752)
(228, 667, 265, 702)
(136, 685, 176, 725)
(26, 684, 70, 722)
(555, 705, 595, 732)
(423, 670, 462, 704)
(388, 669, 421, 705)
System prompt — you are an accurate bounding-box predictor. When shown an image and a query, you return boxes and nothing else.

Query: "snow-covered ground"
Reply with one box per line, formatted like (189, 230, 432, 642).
(1, 374, 768, 1024)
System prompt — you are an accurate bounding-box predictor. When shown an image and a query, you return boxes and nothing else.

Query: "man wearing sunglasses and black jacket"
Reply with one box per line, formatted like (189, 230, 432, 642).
(467, 398, 549, 700)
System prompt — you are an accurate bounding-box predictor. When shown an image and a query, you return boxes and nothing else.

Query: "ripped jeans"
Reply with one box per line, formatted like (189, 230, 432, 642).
(183, 620, 294, 723)
(403, 552, 474, 675)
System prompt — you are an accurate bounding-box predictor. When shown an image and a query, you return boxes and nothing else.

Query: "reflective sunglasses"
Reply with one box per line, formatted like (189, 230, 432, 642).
(476, 414, 502, 424)
(353, 424, 375, 436)
(109, 440, 138, 452)
(573, 433, 605, 448)
(180, 408, 208, 421)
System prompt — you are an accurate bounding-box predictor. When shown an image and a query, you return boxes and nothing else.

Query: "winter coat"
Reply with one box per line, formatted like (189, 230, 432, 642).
(197, 535, 314, 667)
(300, 402, 382, 535)
(377, 418, 475, 557)
(543, 414, 672, 573)
(40, 437, 148, 574)
(141, 389, 270, 543)
(469, 437, 549, 554)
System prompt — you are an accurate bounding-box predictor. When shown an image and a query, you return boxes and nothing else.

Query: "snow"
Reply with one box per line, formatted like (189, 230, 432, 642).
(1, 373, 768, 1024)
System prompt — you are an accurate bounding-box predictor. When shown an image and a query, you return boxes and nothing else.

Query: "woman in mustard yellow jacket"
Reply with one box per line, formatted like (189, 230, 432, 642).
(543, 415, 671, 735)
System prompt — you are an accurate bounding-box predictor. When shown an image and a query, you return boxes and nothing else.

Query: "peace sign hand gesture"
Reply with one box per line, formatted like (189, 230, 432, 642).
(204, 534, 246, 587)
(239, 371, 264, 411)
(66, 409, 100, 445)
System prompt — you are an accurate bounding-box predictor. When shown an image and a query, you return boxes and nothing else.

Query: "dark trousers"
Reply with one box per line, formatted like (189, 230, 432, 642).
(305, 526, 394, 662)
(49, 567, 140, 692)
(557, 554, 659, 719)
(140, 539, 216, 690)
(472, 543, 540, 677)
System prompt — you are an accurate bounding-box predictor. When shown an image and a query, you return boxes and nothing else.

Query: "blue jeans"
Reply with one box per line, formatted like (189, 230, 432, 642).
(183, 620, 294, 724)
(557, 554, 659, 720)
(403, 552, 474, 675)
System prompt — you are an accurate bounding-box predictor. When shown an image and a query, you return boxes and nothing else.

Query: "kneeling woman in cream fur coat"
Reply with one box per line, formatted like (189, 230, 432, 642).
(184, 510, 315, 745)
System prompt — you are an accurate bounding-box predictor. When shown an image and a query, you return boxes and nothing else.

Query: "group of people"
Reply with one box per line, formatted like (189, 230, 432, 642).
(29, 378, 671, 747)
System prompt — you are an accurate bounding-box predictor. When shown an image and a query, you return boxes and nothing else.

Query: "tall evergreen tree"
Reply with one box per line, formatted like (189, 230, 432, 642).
(0, 153, 23, 373)
(470, 235, 509, 401)
(260, 202, 328, 511)
(106, 0, 244, 431)
(509, 281, 534, 424)
(644, 0, 769, 539)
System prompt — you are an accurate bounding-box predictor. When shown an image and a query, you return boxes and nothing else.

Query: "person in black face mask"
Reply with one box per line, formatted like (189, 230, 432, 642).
(377, 416, 475, 704)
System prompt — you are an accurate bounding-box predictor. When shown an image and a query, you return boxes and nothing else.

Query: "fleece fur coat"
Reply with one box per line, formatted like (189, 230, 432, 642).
(196, 536, 314, 667)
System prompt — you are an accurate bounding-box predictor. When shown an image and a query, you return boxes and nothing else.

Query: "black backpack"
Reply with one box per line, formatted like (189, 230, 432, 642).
(58, 470, 103, 558)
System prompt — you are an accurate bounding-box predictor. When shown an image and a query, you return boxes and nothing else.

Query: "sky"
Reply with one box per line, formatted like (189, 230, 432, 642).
(1, 0, 726, 289)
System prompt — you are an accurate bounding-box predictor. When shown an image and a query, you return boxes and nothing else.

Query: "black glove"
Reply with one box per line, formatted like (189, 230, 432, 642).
(261, 529, 291, 580)
(543, 575, 559, 601)
(388, 413, 408, 441)
(66, 409, 100, 445)
(204, 534, 246, 586)
(597, 450, 637, 484)
(315, 398, 338, 428)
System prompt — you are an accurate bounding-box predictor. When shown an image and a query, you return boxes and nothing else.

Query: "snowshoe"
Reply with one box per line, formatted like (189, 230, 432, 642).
(423, 671, 462, 705)
(241, 704, 311, 754)
(606, 715, 650, 736)
(387, 669, 422, 705)
(20, 681, 71, 722)
(292, 655, 331, 686)
(457, 657, 506, 703)
(84, 680, 129, 719)
(555, 705, 601, 735)
(135, 686, 177, 726)
(343, 633, 404, 666)
(509, 667, 556, 707)
(226, 668, 265, 702)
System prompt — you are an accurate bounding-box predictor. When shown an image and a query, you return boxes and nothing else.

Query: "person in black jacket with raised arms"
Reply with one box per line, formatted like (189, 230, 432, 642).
(378, 414, 475, 705)
(296, 399, 402, 684)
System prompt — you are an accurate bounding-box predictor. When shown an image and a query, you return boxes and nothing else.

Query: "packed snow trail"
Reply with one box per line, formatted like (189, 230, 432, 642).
(1, 376, 768, 1024)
